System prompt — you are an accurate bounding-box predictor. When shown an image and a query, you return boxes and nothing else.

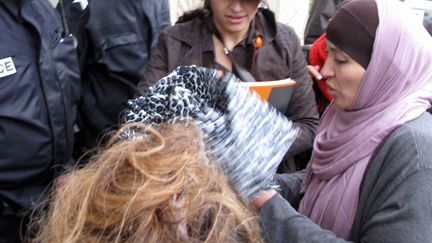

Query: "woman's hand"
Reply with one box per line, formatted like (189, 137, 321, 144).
(307, 65, 323, 80)
(251, 189, 278, 210)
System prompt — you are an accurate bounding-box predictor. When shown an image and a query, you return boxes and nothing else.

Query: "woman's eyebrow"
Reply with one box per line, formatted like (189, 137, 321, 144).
(326, 46, 338, 54)
(330, 47, 349, 59)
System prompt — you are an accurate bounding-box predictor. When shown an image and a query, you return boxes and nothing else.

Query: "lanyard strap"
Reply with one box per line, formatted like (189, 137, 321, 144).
(204, 13, 264, 82)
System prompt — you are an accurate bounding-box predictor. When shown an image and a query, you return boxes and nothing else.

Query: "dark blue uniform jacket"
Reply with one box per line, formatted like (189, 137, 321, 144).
(76, 0, 170, 149)
(0, 0, 80, 209)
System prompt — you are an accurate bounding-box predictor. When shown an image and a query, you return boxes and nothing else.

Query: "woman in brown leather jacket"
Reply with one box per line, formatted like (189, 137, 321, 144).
(139, 0, 319, 172)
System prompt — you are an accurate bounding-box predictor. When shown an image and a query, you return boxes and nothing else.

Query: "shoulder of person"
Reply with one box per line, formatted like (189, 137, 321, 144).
(275, 23, 299, 42)
(257, 9, 299, 45)
(353, 112, 432, 243)
(161, 17, 205, 44)
(379, 112, 432, 170)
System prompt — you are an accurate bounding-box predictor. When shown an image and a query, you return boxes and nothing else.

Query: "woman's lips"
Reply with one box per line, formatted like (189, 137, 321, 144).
(327, 84, 337, 95)
(226, 15, 244, 24)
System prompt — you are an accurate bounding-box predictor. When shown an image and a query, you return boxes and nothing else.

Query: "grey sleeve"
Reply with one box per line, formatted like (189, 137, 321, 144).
(260, 172, 348, 243)
(259, 194, 349, 243)
(261, 154, 432, 243)
(274, 171, 304, 208)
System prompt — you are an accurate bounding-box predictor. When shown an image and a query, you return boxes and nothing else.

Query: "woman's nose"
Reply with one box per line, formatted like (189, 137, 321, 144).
(230, 1, 244, 12)
(321, 59, 334, 79)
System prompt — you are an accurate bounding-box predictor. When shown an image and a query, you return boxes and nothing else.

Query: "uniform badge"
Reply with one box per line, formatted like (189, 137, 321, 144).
(0, 57, 17, 78)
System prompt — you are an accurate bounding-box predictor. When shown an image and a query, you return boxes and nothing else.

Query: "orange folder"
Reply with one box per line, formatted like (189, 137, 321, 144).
(237, 78, 296, 100)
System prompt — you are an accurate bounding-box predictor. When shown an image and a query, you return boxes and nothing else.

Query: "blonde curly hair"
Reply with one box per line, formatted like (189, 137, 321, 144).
(32, 122, 262, 243)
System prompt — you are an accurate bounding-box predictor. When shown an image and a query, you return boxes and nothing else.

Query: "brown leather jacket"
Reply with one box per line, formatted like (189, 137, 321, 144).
(139, 9, 319, 172)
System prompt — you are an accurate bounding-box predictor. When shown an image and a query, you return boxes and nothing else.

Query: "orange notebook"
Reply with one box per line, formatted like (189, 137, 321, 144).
(237, 78, 296, 113)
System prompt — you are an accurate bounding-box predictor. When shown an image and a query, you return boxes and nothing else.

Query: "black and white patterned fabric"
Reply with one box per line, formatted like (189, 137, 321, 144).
(124, 65, 298, 199)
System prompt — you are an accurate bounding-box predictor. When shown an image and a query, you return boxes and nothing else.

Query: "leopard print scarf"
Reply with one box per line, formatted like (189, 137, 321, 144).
(124, 65, 298, 199)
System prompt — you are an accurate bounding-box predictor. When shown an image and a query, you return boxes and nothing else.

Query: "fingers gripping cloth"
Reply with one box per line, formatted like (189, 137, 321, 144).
(124, 65, 299, 199)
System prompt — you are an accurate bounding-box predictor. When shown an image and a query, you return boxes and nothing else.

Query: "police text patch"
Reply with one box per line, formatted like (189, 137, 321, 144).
(0, 57, 17, 78)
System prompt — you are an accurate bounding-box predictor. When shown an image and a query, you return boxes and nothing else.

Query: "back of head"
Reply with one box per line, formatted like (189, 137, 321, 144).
(33, 123, 261, 243)
(326, 0, 379, 69)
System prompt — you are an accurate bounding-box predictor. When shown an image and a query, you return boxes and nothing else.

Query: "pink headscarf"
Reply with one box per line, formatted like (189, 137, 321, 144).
(298, 0, 432, 239)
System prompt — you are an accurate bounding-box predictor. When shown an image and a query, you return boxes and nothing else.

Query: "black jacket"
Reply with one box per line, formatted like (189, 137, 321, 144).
(76, 0, 170, 151)
(0, 0, 80, 209)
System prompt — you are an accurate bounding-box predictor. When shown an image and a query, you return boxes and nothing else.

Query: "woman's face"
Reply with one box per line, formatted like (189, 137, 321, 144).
(321, 40, 366, 110)
(211, 0, 260, 36)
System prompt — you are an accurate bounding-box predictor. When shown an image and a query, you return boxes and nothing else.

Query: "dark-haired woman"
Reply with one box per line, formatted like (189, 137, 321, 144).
(139, 0, 319, 172)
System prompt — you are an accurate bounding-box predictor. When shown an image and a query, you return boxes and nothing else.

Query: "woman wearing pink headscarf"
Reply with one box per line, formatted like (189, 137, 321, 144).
(250, 0, 432, 242)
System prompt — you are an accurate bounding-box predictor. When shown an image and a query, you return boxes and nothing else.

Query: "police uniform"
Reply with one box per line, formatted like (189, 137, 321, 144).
(0, 0, 80, 241)
(75, 0, 170, 154)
